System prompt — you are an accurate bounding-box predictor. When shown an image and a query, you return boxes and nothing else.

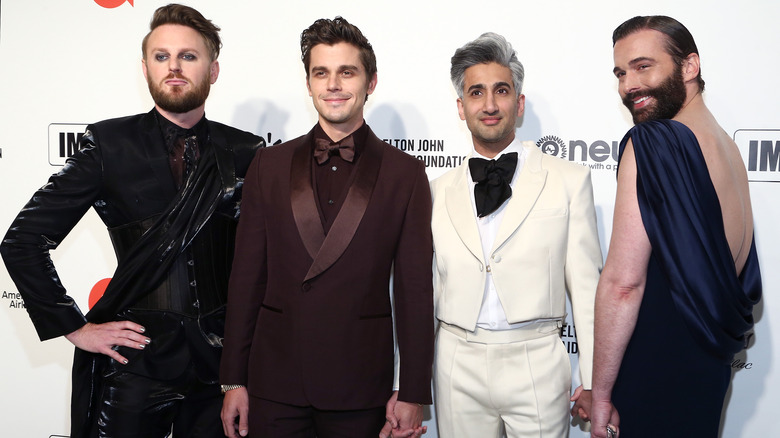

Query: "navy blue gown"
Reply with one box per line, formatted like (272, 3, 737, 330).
(610, 120, 761, 437)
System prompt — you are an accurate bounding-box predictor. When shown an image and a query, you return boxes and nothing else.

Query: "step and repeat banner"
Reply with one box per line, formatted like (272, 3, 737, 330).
(1, 1, 777, 436)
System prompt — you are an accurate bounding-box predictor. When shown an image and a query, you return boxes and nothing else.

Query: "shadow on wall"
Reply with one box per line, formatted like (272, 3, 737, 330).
(231, 100, 290, 147)
(367, 103, 411, 142)
(517, 99, 542, 142)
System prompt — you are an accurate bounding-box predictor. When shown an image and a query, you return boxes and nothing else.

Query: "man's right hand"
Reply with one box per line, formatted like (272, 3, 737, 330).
(378, 391, 427, 438)
(590, 399, 620, 438)
(221, 387, 249, 438)
(64, 321, 149, 364)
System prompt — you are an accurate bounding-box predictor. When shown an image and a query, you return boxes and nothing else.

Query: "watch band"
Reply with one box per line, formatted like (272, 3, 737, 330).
(220, 384, 245, 394)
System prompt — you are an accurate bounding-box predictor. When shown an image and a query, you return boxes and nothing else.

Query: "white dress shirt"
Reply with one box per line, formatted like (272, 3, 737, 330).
(469, 138, 533, 331)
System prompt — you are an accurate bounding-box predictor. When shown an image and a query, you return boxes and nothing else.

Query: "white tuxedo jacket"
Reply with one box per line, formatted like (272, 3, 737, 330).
(431, 141, 602, 387)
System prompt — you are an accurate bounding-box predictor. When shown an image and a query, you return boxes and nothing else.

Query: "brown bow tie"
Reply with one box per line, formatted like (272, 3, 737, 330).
(314, 136, 355, 164)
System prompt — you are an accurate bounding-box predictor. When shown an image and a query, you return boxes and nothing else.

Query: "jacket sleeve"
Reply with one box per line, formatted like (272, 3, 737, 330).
(0, 128, 103, 341)
(220, 148, 268, 385)
(564, 166, 603, 389)
(393, 160, 435, 404)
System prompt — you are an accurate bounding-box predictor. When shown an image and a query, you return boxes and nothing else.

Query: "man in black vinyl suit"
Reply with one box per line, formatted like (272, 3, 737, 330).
(0, 4, 264, 437)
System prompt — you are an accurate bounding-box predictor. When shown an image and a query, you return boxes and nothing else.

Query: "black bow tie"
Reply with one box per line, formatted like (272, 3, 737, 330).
(469, 152, 518, 217)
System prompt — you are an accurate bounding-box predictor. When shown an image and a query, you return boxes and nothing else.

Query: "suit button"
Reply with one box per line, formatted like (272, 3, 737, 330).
(302, 282, 311, 292)
(492, 254, 501, 263)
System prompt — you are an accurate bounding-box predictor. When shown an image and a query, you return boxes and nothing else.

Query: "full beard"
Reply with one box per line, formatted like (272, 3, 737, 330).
(623, 65, 686, 125)
(148, 73, 211, 114)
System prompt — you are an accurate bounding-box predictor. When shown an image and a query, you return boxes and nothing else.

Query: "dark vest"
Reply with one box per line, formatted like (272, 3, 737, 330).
(108, 213, 237, 317)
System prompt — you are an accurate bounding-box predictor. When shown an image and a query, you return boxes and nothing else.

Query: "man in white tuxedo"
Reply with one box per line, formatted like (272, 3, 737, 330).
(431, 32, 602, 437)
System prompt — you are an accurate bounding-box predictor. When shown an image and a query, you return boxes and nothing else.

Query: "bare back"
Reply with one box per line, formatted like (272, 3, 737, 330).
(676, 101, 753, 275)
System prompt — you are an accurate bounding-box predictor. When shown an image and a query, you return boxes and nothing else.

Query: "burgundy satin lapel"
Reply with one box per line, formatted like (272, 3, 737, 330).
(290, 134, 326, 260)
(304, 134, 383, 281)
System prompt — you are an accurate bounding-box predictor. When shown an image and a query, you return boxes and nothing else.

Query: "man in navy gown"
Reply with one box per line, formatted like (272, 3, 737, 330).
(590, 15, 761, 438)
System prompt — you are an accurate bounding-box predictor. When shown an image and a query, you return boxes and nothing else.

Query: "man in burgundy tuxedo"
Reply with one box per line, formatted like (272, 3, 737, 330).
(219, 17, 434, 438)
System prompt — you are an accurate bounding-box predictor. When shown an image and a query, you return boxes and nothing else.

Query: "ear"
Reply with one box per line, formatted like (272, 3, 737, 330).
(210, 60, 220, 84)
(516, 94, 525, 118)
(366, 72, 378, 96)
(681, 53, 700, 83)
(142, 58, 148, 81)
(457, 98, 466, 121)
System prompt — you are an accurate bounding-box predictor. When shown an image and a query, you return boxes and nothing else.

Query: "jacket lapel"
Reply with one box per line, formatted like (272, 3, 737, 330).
(303, 129, 383, 281)
(492, 142, 546, 252)
(445, 159, 484, 262)
(290, 129, 326, 260)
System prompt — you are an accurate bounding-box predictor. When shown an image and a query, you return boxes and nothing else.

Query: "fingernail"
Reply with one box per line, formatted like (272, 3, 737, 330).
(139, 327, 146, 333)
(139, 344, 145, 349)
(122, 359, 128, 364)
(144, 338, 151, 344)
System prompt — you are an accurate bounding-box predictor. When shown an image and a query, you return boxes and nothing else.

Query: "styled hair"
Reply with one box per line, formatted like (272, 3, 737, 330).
(141, 4, 222, 61)
(300, 16, 377, 79)
(613, 15, 705, 92)
(450, 32, 525, 99)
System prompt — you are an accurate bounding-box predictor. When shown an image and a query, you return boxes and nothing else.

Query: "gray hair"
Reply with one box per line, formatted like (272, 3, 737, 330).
(450, 32, 524, 99)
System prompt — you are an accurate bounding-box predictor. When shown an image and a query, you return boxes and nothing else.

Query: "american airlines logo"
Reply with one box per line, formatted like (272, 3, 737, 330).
(734, 129, 780, 182)
(48, 123, 87, 166)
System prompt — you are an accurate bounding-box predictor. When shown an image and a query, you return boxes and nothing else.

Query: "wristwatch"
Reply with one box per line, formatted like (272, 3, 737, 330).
(220, 384, 245, 394)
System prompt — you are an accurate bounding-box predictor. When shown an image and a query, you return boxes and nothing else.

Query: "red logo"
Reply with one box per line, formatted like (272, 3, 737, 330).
(94, 0, 134, 8)
(89, 278, 111, 309)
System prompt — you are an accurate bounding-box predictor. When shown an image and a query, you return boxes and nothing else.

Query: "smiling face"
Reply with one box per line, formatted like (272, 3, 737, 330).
(613, 29, 688, 124)
(457, 62, 524, 157)
(142, 24, 219, 117)
(306, 42, 377, 139)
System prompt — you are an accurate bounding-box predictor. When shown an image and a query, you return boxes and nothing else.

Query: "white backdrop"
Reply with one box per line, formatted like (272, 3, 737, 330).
(0, 1, 777, 436)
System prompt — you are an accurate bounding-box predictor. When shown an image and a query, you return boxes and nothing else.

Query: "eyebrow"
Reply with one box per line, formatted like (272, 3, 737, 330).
(613, 56, 656, 74)
(466, 81, 513, 93)
(149, 47, 202, 55)
(311, 64, 360, 72)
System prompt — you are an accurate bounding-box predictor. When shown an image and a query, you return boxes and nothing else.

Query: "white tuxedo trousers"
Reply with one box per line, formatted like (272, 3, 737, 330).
(434, 321, 571, 438)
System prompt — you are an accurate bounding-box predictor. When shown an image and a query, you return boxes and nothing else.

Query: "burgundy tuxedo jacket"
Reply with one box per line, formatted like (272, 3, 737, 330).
(220, 124, 434, 409)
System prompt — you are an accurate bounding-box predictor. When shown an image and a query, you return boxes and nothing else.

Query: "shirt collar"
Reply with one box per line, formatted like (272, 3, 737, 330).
(469, 136, 527, 186)
(154, 108, 209, 151)
(471, 136, 525, 161)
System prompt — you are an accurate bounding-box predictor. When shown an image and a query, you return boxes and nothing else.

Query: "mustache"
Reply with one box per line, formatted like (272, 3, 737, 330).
(623, 90, 650, 108)
(164, 72, 190, 81)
